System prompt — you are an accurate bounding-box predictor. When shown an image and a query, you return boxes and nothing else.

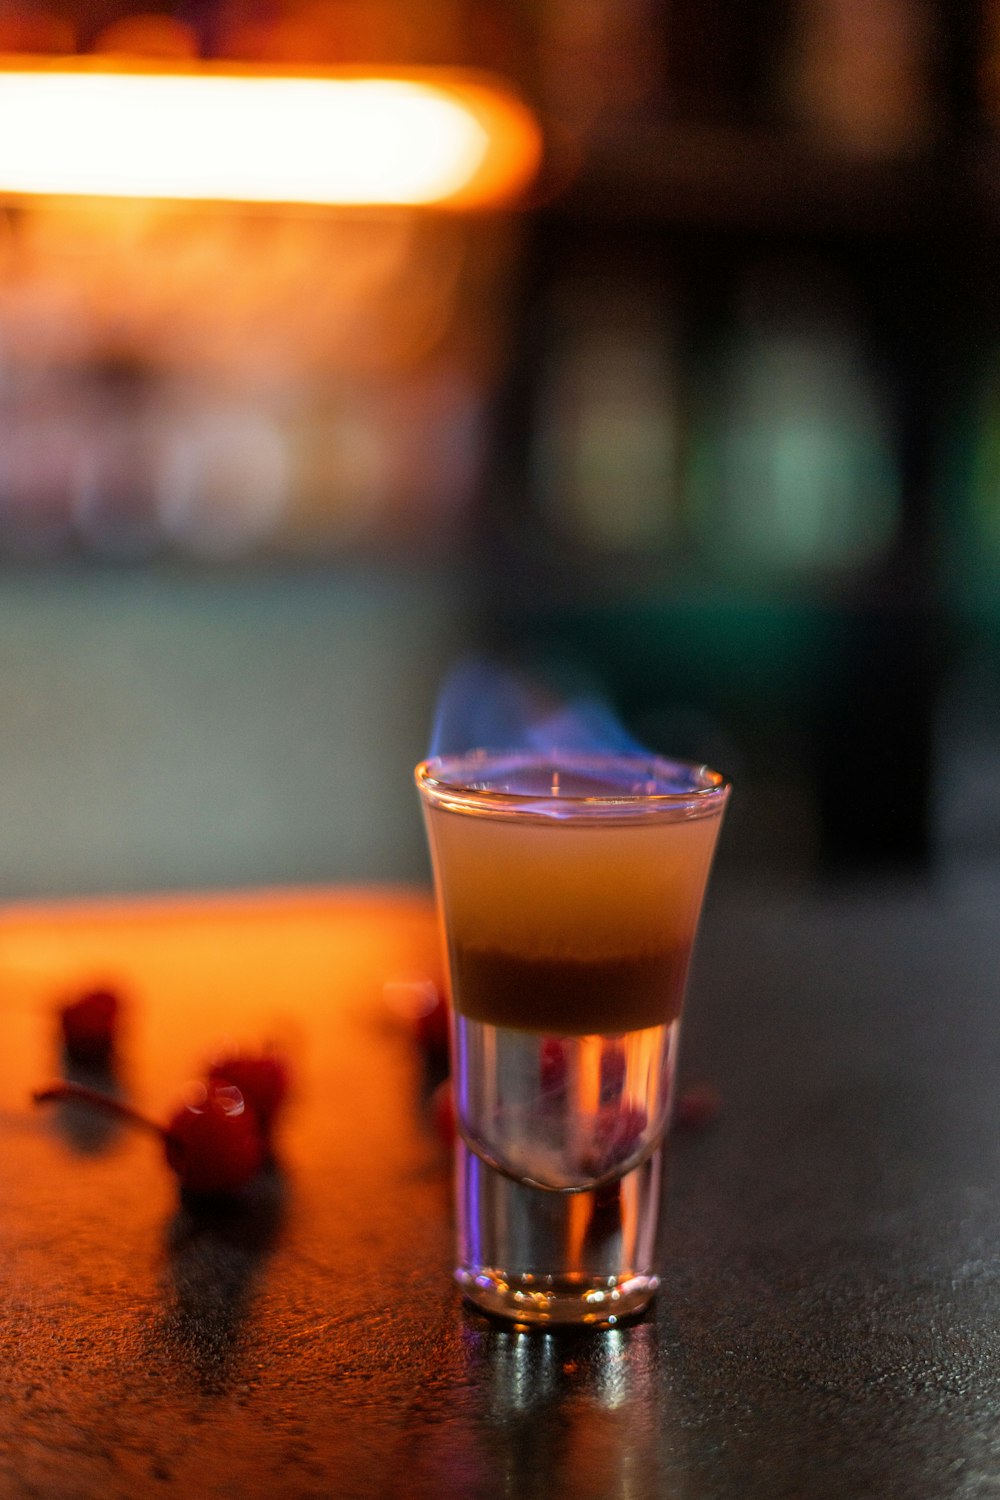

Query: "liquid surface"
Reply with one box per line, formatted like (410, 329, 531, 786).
(424, 753, 723, 803)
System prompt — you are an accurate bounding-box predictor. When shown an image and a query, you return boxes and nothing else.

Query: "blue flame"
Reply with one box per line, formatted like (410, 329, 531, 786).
(427, 659, 648, 759)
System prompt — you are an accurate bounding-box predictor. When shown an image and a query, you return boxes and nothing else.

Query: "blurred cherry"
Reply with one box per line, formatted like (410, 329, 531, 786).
(165, 1083, 267, 1196)
(207, 1051, 289, 1139)
(60, 987, 120, 1067)
(34, 1079, 267, 1198)
(675, 1082, 722, 1130)
(429, 1078, 456, 1147)
(585, 1104, 649, 1178)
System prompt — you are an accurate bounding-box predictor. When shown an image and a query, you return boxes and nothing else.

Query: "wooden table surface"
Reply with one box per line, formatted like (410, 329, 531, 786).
(4, 875, 1000, 1499)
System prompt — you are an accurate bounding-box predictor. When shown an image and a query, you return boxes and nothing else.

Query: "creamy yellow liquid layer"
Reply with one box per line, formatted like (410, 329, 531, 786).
(425, 805, 722, 1035)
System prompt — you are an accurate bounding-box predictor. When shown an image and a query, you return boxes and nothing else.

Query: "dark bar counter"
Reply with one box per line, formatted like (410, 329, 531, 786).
(3, 872, 999, 1499)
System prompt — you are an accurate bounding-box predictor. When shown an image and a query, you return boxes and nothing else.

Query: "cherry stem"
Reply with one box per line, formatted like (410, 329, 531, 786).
(32, 1081, 181, 1148)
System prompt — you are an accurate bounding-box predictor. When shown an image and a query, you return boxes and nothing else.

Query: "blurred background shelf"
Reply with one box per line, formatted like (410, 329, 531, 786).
(548, 123, 957, 234)
(0, 0, 996, 895)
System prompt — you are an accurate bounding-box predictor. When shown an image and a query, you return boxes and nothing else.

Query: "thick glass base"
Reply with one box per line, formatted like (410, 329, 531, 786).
(455, 1137, 663, 1326)
(455, 1267, 659, 1326)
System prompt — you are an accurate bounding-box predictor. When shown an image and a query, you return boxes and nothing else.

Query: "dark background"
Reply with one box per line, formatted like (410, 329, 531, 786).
(0, 0, 996, 897)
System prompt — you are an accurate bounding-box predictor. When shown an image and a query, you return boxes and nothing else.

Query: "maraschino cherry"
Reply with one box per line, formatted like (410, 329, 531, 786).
(674, 1081, 722, 1130)
(428, 1078, 456, 1147)
(60, 987, 120, 1068)
(207, 1051, 289, 1140)
(413, 987, 450, 1060)
(34, 1079, 266, 1196)
(164, 1083, 266, 1194)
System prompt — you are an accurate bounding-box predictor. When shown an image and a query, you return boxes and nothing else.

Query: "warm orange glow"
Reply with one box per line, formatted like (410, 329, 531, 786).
(0, 888, 438, 1088)
(0, 888, 441, 1226)
(0, 57, 542, 208)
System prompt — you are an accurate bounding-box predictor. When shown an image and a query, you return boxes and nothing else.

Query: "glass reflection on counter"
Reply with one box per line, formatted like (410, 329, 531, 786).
(449, 1317, 681, 1500)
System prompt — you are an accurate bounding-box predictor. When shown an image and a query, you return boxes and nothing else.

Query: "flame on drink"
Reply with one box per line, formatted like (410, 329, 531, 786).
(428, 659, 648, 764)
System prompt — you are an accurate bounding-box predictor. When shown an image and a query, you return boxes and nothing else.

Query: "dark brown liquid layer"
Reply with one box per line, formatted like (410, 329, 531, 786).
(452, 943, 691, 1035)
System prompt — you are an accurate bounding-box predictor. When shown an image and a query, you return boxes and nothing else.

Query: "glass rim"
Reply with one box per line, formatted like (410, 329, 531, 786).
(415, 749, 730, 821)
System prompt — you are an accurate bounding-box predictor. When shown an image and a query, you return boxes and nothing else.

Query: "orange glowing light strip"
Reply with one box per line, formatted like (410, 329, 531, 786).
(0, 56, 542, 207)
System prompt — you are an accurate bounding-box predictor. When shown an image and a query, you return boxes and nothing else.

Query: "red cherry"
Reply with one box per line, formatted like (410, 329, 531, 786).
(414, 990, 450, 1059)
(207, 1052, 289, 1135)
(599, 1043, 627, 1096)
(675, 1082, 722, 1130)
(34, 1079, 267, 1198)
(164, 1083, 266, 1195)
(540, 1038, 566, 1095)
(60, 988, 119, 1066)
(585, 1104, 649, 1177)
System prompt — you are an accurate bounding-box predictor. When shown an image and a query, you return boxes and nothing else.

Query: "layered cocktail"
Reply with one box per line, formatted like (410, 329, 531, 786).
(416, 750, 729, 1324)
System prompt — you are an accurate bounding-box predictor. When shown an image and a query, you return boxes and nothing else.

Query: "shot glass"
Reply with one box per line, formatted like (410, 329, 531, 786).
(416, 750, 729, 1326)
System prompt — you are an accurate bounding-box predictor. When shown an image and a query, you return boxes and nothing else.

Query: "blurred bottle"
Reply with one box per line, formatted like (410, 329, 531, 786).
(532, 270, 680, 554)
(964, 356, 1000, 590)
(71, 387, 164, 560)
(530, 267, 680, 555)
(688, 261, 900, 580)
(156, 395, 289, 560)
(0, 382, 80, 558)
(536, 0, 667, 140)
(783, 0, 935, 155)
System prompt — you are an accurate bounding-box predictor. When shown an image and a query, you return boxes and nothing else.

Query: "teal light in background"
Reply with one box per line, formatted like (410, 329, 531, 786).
(968, 363, 1000, 560)
(949, 355, 1000, 653)
(690, 316, 900, 580)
